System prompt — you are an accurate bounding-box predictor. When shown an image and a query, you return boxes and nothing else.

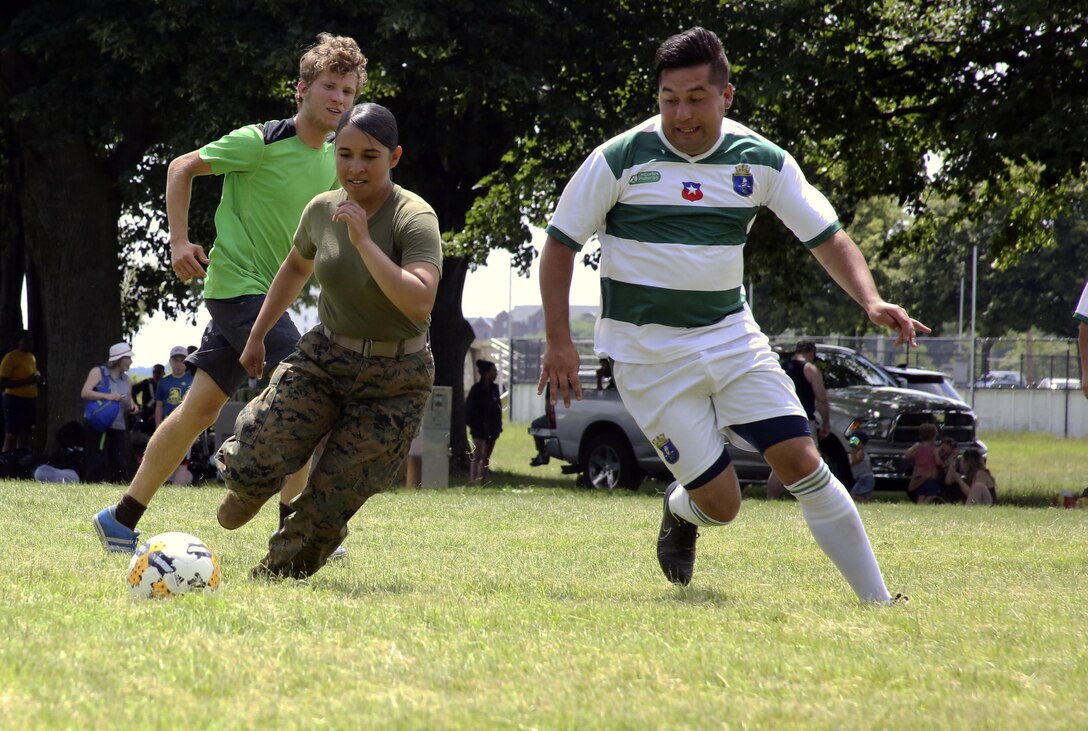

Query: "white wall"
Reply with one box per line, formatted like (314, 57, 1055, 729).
(969, 389, 1088, 437)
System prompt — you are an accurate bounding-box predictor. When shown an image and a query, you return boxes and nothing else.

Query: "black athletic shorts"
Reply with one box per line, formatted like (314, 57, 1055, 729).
(188, 295, 301, 397)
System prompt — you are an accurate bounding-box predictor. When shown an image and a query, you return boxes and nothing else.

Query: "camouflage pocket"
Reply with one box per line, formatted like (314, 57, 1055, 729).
(236, 362, 291, 449)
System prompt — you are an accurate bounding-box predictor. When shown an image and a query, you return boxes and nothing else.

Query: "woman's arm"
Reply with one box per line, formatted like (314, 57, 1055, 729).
(238, 249, 314, 378)
(80, 368, 116, 401)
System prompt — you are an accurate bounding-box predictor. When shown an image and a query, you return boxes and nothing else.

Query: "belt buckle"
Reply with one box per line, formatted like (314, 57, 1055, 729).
(361, 339, 375, 357)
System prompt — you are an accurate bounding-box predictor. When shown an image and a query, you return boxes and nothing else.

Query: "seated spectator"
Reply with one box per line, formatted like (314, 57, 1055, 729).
(905, 422, 940, 504)
(848, 432, 875, 503)
(949, 448, 996, 506)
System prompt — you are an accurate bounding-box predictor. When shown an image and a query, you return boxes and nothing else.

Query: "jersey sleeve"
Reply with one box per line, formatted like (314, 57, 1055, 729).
(763, 151, 842, 249)
(1074, 280, 1088, 324)
(545, 148, 623, 252)
(199, 125, 265, 176)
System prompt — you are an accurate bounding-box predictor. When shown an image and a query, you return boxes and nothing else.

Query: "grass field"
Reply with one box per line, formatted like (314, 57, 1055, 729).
(2, 427, 1086, 729)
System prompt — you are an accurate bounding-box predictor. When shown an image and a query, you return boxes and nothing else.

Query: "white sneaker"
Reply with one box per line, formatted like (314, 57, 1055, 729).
(328, 544, 347, 561)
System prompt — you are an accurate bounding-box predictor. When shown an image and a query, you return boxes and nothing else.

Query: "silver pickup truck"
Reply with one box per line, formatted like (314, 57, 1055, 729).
(530, 344, 984, 490)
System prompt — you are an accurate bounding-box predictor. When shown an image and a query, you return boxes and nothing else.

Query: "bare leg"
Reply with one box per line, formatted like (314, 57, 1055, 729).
(124, 371, 228, 506)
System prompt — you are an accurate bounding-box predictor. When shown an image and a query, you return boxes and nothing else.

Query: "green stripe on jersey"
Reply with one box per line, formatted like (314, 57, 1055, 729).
(601, 278, 745, 328)
(606, 203, 758, 246)
(600, 129, 786, 179)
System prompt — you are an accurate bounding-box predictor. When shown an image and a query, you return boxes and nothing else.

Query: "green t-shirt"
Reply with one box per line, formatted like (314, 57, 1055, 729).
(200, 119, 339, 299)
(293, 186, 443, 340)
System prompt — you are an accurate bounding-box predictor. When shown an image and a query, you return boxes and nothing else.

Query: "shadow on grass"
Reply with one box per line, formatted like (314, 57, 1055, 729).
(666, 585, 735, 606)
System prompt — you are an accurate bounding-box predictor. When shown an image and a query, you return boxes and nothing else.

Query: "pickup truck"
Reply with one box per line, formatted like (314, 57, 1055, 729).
(530, 344, 984, 490)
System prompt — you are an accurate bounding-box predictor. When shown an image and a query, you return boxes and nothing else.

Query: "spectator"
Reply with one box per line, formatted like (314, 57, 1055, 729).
(905, 422, 940, 504)
(949, 448, 996, 506)
(935, 436, 962, 503)
(0, 329, 43, 453)
(131, 364, 164, 437)
(466, 359, 502, 483)
(848, 433, 875, 503)
(156, 346, 195, 485)
(767, 341, 831, 499)
(81, 342, 139, 482)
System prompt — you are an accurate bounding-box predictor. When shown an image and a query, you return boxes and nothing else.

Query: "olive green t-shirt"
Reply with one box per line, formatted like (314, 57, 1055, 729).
(293, 186, 443, 340)
(200, 119, 339, 299)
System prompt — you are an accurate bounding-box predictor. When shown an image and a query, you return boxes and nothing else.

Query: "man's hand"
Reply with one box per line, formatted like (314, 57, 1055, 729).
(538, 339, 584, 408)
(239, 337, 266, 380)
(866, 301, 931, 348)
(170, 239, 210, 280)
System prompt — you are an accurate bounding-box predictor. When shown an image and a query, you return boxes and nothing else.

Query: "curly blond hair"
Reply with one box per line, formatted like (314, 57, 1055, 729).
(296, 33, 367, 106)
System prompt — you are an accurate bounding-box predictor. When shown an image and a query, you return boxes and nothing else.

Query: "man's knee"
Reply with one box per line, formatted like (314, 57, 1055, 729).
(687, 466, 742, 523)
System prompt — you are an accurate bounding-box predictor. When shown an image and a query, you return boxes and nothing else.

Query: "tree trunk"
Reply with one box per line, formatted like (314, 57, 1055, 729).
(430, 256, 477, 475)
(19, 135, 124, 451)
(0, 147, 25, 352)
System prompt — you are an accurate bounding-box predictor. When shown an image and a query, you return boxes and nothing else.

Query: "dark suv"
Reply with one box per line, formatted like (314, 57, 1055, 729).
(531, 343, 984, 490)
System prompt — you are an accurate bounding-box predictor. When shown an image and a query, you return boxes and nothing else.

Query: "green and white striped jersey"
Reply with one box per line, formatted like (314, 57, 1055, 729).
(547, 114, 841, 364)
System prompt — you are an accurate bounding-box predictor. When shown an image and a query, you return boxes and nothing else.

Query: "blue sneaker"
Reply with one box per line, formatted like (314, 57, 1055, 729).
(92, 506, 141, 554)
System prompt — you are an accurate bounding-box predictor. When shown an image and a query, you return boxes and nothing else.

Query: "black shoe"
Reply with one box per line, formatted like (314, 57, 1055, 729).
(529, 455, 549, 467)
(657, 481, 698, 585)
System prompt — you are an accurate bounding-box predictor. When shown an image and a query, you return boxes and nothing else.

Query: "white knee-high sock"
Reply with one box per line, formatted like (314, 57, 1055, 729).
(787, 463, 892, 603)
(667, 482, 731, 527)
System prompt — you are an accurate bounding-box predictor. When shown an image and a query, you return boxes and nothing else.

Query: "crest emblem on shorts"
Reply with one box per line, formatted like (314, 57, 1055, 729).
(681, 181, 703, 201)
(732, 164, 754, 196)
(652, 434, 680, 464)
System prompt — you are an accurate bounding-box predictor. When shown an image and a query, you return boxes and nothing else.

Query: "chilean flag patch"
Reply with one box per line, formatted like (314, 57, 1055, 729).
(681, 181, 703, 201)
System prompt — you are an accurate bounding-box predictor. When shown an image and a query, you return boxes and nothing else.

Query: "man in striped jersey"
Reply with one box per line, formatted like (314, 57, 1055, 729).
(538, 27, 927, 604)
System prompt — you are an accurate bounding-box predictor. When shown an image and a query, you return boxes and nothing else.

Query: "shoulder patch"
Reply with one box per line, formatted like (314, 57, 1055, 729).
(259, 118, 298, 145)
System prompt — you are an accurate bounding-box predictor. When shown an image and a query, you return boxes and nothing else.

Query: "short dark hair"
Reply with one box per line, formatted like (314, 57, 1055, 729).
(796, 341, 817, 355)
(654, 26, 730, 89)
(336, 103, 399, 151)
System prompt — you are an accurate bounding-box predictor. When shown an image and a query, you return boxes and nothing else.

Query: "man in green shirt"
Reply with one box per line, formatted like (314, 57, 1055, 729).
(93, 33, 367, 554)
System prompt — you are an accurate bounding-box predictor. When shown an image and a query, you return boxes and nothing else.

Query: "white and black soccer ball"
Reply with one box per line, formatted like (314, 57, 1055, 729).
(127, 532, 221, 599)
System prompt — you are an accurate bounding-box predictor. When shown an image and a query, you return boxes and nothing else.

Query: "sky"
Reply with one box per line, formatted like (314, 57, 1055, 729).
(128, 228, 603, 369)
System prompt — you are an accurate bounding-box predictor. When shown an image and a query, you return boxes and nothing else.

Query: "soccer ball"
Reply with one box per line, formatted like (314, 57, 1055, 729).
(127, 532, 221, 599)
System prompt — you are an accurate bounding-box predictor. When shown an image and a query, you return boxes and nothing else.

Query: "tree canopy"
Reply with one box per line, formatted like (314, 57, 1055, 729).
(2, 0, 1085, 455)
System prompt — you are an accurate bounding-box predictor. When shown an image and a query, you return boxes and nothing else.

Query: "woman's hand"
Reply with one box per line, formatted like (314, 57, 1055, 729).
(239, 336, 266, 380)
(333, 199, 371, 249)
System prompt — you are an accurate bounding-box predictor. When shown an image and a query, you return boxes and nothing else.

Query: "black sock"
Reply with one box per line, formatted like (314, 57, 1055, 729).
(279, 501, 295, 530)
(115, 495, 146, 531)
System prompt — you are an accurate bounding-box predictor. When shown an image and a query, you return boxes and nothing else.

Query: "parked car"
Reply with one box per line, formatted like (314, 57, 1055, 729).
(883, 365, 965, 404)
(973, 370, 1025, 389)
(531, 344, 984, 490)
(1036, 377, 1081, 390)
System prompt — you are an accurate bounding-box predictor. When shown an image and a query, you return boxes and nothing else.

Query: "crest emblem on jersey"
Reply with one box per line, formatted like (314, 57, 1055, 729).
(681, 181, 703, 202)
(732, 164, 754, 196)
(652, 434, 680, 464)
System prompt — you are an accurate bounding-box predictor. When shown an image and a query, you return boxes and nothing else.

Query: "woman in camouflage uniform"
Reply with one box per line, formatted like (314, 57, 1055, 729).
(216, 103, 442, 579)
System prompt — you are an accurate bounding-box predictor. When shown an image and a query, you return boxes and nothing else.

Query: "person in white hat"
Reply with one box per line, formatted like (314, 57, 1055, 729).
(80, 342, 139, 482)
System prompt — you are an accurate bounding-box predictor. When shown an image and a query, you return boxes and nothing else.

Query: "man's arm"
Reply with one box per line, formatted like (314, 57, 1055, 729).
(238, 248, 314, 378)
(166, 150, 214, 280)
(537, 236, 583, 407)
(804, 362, 831, 438)
(809, 230, 930, 347)
(1079, 323, 1088, 400)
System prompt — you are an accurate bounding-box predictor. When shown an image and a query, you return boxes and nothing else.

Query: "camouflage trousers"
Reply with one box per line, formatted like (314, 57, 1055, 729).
(217, 327, 433, 579)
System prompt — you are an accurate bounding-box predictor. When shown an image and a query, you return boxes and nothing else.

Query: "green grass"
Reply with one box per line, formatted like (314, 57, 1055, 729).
(2, 426, 1086, 729)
